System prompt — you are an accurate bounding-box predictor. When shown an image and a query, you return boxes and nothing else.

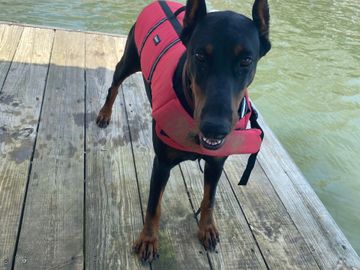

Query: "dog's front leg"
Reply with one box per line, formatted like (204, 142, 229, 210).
(197, 157, 226, 250)
(133, 155, 172, 262)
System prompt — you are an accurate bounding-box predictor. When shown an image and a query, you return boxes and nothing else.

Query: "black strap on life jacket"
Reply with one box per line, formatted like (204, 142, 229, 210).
(158, 1, 185, 36)
(147, 2, 185, 82)
(238, 106, 264, 185)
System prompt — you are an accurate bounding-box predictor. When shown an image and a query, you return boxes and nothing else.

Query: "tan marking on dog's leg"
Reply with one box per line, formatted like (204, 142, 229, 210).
(96, 86, 119, 128)
(197, 182, 219, 250)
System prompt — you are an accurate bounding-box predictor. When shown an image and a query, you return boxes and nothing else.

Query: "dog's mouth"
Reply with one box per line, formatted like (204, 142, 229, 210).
(199, 134, 226, 150)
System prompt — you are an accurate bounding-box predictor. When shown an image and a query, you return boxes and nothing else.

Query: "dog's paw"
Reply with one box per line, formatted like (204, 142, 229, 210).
(197, 223, 220, 251)
(96, 109, 111, 128)
(132, 233, 159, 263)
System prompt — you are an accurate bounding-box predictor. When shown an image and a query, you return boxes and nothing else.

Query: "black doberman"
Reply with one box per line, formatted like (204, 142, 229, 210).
(96, 0, 271, 262)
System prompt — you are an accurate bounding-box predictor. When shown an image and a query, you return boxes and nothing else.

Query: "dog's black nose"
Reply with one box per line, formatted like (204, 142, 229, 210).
(199, 119, 231, 139)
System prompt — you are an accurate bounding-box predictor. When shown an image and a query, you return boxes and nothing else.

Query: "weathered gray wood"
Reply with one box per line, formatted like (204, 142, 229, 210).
(0, 27, 54, 270)
(224, 157, 319, 269)
(0, 21, 125, 39)
(85, 33, 146, 269)
(180, 161, 268, 269)
(122, 74, 212, 269)
(0, 25, 23, 91)
(0, 23, 359, 270)
(14, 30, 85, 269)
(256, 114, 360, 269)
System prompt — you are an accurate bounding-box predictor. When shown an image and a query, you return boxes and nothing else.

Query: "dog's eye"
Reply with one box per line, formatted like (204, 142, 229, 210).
(240, 57, 252, 66)
(195, 53, 206, 62)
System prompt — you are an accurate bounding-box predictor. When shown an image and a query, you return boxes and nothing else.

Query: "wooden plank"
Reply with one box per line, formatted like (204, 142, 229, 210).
(256, 115, 360, 269)
(0, 27, 54, 270)
(224, 157, 319, 269)
(14, 30, 85, 269)
(180, 161, 268, 269)
(122, 74, 212, 269)
(85, 34, 146, 269)
(0, 24, 24, 90)
(0, 21, 126, 39)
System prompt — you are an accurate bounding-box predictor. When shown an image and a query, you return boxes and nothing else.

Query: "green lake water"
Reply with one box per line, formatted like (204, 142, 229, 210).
(1, 0, 359, 254)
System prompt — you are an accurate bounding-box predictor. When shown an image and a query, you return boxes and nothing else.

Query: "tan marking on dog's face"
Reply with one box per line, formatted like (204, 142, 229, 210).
(191, 81, 206, 131)
(234, 45, 243, 56)
(205, 44, 213, 55)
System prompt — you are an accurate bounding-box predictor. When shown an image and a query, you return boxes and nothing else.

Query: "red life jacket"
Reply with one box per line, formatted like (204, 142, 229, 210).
(134, 1, 263, 185)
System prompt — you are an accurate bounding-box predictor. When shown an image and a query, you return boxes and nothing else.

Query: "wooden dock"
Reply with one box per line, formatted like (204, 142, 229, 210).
(0, 23, 359, 270)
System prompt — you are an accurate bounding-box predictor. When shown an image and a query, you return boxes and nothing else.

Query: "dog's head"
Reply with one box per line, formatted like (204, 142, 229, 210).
(180, 0, 271, 150)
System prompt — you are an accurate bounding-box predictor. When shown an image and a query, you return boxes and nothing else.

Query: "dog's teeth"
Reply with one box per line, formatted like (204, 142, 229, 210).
(201, 136, 224, 147)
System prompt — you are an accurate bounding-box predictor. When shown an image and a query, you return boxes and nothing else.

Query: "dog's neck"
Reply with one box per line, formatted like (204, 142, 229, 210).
(172, 52, 194, 116)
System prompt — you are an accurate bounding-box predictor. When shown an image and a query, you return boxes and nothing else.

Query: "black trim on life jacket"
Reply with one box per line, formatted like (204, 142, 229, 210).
(148, 38, 181, 81)
(147, 3, 185, 82)
(139, 17, 168, 57)
(173, 5, 186, 17)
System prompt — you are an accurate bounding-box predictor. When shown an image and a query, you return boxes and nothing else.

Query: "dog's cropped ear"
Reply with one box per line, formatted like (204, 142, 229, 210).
(252, 0, 271, 57)
(180, 0, 207, 46)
